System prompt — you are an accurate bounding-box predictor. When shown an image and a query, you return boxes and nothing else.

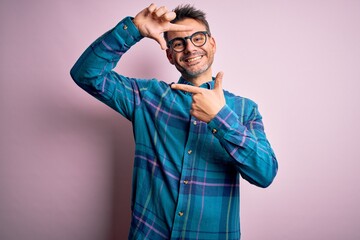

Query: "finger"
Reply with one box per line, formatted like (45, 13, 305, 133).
(171, 84, 203, 93)
(152, 35, 168, 50)
(153, 6, 168, 18)
(167, 23, 193, 32)
(136, 4, 154, 18)
(147, 3, 157, 14)
(162, 11, 176, 21)
(214, 71, 224, 90)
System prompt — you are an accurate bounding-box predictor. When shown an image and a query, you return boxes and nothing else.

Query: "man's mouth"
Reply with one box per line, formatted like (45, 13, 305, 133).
(184, 55, 203, 63)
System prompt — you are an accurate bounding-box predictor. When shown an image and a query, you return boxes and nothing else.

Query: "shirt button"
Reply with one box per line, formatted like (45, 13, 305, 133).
(183, 180, 189, 184)
(187, 150, 192, 154)
(212, 128, 217, 134)
(123, 24, 128, 30)
(178, 211, 184, 217)
(193, 121, 197, 125)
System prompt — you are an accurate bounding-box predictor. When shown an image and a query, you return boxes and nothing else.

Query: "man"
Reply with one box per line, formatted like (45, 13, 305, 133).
(70, 3, 278, 239)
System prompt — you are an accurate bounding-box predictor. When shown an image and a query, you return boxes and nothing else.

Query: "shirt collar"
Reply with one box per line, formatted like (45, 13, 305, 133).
(177, 77, 215, 90)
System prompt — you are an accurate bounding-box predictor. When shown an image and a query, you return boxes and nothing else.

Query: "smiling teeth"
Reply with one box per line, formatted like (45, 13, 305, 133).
(186, 56, 202, 62)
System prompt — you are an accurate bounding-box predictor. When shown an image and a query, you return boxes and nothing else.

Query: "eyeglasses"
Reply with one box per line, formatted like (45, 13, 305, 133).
(167, 31, 209, 52)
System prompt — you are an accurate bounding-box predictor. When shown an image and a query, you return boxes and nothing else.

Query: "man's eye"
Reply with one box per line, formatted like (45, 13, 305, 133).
(173, 41, 184, 48)
(193, 36, 205, 43)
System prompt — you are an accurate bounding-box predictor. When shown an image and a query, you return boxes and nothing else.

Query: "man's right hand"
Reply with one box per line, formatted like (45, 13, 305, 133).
(133, 4, 193, 50)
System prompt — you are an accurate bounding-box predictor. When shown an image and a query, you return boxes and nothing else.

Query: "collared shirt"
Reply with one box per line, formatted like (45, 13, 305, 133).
(71, 17, 278, 240)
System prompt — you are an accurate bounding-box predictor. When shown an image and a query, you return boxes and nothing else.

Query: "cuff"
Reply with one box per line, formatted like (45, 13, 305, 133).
(93, 17, 144, 61)
(207, 105, 246, 139)
(113, 16, 143, 46)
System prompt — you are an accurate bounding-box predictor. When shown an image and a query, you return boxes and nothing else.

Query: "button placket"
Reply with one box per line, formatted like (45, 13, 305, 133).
(172, 114, 198, 232)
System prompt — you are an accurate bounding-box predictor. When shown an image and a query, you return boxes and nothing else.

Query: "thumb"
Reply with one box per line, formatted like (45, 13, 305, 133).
(214, 71, 224, 90)
(152, 35, 167, 50)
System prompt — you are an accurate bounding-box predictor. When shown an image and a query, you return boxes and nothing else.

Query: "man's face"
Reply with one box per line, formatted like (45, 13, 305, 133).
(166, 18, 216, 79)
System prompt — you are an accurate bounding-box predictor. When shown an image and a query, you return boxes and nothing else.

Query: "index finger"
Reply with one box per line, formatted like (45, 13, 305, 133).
(161, 12, 193, 32)
(167, 23, 193, 32)
(171, 83, 203, 93)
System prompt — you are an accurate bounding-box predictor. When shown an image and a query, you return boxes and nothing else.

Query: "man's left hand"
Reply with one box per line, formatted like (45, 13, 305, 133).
(171, 72, 226, 123)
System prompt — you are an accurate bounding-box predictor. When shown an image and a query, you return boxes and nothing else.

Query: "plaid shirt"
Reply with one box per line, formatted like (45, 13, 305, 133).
(71, 17, 278, 240)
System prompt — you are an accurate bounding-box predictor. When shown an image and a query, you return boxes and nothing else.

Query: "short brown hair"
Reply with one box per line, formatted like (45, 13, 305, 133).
(164, 4, 211, 41)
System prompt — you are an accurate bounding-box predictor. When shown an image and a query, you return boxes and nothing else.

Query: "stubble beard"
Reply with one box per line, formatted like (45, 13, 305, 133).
(178, 62, 210, 78)
(176, 52, 214, 79)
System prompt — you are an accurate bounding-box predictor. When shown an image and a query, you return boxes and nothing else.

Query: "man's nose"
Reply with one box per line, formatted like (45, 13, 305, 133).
(184, 39, 197, 53)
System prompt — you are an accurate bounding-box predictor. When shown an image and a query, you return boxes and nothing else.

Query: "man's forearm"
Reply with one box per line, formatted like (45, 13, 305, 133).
(208, 104, 278, 188)
(70, 17, 143, 93)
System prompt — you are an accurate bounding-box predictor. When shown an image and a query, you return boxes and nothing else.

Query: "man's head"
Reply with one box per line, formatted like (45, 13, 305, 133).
(165, 5, 216, 83)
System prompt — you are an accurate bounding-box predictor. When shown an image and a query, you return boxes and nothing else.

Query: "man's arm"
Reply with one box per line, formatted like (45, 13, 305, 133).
(208, 102, 278, 188)
(70, 4, 192, 119)
(69, 16, 143, 120)
(171, 73, 278, 188)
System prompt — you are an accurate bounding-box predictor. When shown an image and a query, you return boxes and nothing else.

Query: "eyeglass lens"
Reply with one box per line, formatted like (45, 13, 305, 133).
(169, 32, 207, 52)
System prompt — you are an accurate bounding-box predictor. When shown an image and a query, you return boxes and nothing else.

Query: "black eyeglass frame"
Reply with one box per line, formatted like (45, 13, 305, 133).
(167, 31, 209, 52)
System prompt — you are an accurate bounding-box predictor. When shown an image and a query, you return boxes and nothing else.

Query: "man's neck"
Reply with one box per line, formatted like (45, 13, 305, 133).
(182, 71, 213, 87)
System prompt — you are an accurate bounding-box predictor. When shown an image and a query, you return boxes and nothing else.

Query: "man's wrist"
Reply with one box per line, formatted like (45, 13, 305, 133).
(207, 105, 240, 138)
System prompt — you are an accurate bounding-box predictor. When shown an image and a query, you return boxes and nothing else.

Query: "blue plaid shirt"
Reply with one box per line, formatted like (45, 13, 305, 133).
(71, 17, 278, 240)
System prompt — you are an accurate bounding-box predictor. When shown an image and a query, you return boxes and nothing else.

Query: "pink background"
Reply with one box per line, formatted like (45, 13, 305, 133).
(1, 0, 360, 239)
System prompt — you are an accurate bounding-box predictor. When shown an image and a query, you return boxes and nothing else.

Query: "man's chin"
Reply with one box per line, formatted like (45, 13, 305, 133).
(184, 67, 208, 78)
(175, 63, 210, 78)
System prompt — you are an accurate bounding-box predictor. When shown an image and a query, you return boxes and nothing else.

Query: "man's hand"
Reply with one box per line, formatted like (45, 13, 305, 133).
(133, 4, 193, 50)
(171, 72, 226, 123)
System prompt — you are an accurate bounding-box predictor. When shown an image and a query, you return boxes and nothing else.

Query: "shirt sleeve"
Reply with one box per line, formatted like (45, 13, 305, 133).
(207, 103, 278, 188)
(70, 17, 144, 121)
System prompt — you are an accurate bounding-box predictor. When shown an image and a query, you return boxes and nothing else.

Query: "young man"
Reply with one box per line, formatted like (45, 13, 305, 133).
(70, 4, 278, 240)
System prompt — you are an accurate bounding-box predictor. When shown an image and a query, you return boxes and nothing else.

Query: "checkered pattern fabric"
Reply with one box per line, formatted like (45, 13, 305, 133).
(71, 17, 278, 240)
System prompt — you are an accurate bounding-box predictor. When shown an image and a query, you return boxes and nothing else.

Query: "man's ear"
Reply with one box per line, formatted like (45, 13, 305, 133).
(166, 48, 175, 65)
(209, 36, 217, 53)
